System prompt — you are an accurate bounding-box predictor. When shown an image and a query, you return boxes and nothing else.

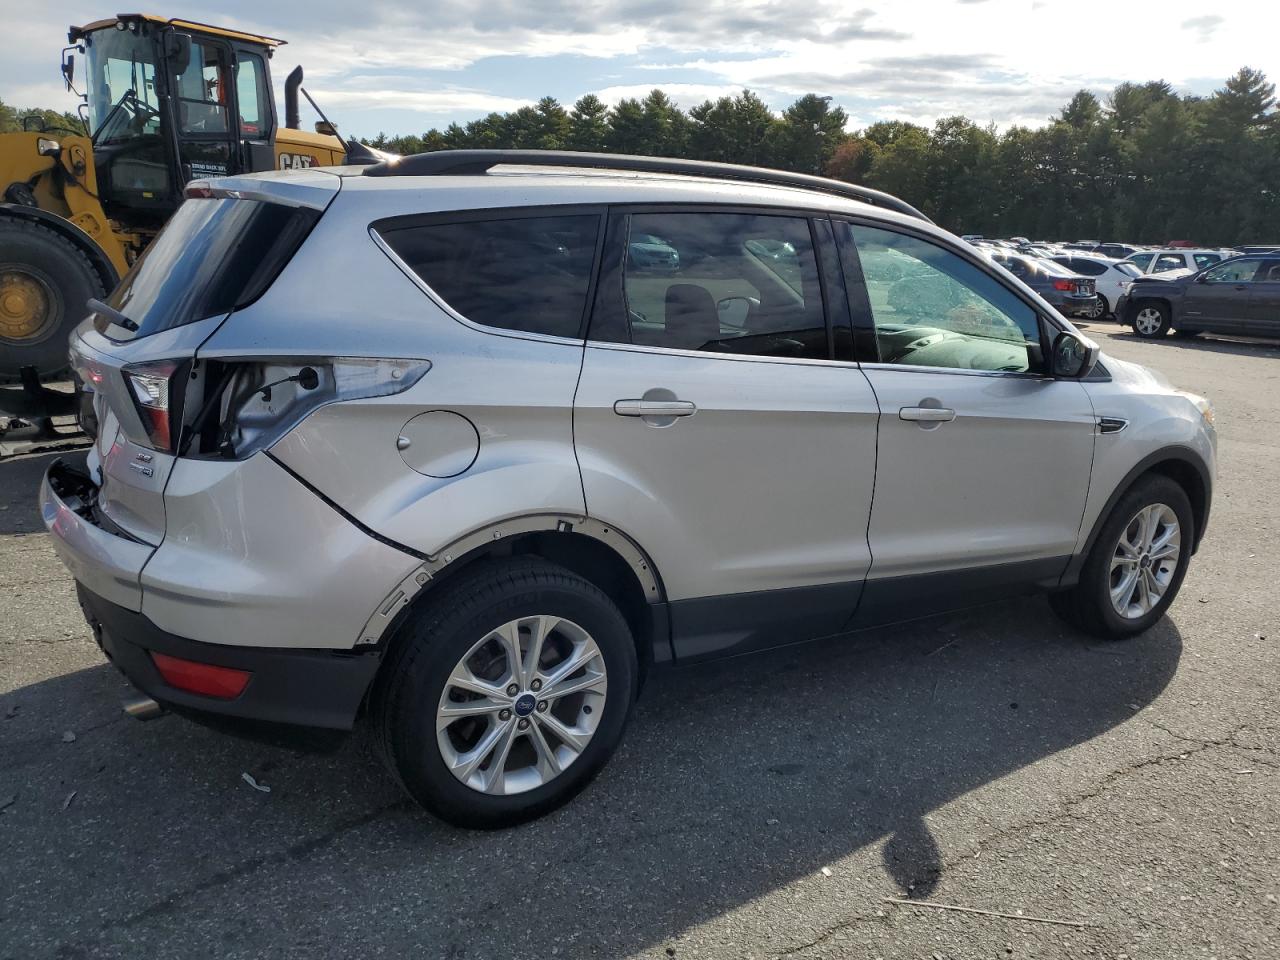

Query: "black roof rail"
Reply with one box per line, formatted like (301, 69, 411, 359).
(362, 149, 932, 224)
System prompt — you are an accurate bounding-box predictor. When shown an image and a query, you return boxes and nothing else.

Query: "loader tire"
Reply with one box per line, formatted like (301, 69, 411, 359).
(0, 217, 105, 382)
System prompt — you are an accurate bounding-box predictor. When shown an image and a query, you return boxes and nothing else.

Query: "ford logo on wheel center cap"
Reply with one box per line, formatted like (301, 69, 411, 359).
(514, 693, 537, 717)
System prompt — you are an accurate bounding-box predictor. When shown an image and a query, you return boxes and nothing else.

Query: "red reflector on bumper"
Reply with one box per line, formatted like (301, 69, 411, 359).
(150, 652, 251, 699)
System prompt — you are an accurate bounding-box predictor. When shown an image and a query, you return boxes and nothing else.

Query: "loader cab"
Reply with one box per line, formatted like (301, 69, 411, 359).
(71, 16, 280, 232)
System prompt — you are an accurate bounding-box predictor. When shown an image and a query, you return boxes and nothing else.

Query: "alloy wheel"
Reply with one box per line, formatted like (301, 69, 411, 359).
(1109, 503, 1180, 619)
(1134, 307, 1164, 336)
(436, 615, 607, 795)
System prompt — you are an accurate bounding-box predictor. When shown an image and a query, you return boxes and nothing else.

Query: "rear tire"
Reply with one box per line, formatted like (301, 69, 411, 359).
(1084, 295, 1108, 321)
(371, 558, 638, 828)
(1049, 475, 1194, 639)
(1131, 302, 1171, 339)
(0, 218, 105, 382)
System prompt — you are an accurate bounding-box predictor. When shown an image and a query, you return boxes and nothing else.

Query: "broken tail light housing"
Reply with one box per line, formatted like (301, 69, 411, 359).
(123, 359, 188, 452)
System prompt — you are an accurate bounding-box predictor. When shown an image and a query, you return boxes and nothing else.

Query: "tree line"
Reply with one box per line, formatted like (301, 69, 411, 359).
(362, 67, 1278, 246)
(5, 67, 1276, 244)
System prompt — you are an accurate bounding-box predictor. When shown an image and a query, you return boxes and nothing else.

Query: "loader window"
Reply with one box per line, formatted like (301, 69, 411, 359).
(235, 54, 269, 137)
(83, 28, 161, 141)
(176, 41, 231, 134)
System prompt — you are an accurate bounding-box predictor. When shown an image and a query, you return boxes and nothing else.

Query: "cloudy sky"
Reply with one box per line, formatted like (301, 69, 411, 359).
(4, 1, 1276, 138)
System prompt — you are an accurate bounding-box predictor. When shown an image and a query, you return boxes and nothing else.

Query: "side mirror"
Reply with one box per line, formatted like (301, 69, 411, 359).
(717, 296, 754, 329)
(315, 120, 338, 136)
(1051, 330, 1099, 379)
(1194, 274, 1208, 283)
(164, 32, 193, 76)
(61, 55, 75, 91)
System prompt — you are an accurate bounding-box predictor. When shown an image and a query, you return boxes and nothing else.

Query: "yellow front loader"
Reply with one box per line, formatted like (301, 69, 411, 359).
(0, 14, 378, 428)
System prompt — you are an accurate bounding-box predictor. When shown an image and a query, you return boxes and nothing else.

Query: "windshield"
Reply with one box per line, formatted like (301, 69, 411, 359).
(83, 28, 161, 142)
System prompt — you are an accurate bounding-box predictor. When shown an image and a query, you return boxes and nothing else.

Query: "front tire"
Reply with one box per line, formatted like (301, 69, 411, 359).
(371, 558, 638, 828)
(1049, 475, 1194, 639)
(1132, 302, 1171, 339)
(0, 218, 106, 382)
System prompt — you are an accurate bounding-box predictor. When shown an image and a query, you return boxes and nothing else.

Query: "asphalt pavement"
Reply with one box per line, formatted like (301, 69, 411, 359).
(1, 324, 1277, 959)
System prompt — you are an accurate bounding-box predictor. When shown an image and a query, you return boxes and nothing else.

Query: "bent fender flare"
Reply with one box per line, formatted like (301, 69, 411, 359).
(0, 202, 121, 294)
(1059, 445, 1212, 587)
(355, 514, 666, 648)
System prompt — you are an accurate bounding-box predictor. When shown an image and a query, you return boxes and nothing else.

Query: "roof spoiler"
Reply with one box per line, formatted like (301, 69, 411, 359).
(361, 149, 932, 223)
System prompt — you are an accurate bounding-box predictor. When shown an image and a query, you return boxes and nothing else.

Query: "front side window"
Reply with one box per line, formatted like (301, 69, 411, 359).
(177, 41, 231, 134)
(376, 214, 601, 338)
(1193, 253, 1222, 269)
(1153, 254, 1186, 273)
(1202, 258, 1262, 283)
(843, 223, 1041, 374)
(619, 213, 827, 360)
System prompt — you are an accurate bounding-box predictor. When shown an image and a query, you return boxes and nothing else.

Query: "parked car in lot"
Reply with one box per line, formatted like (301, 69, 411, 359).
(1050, 253, 1141, 319)
(44, 151, 1217, 827)
(986, 252, 1098, 317)
(627, 232, 680, 273)
(1119, 253, 1280, 339)
(1123, 249, 1230, 277)
(1092, 243, 1141, 260)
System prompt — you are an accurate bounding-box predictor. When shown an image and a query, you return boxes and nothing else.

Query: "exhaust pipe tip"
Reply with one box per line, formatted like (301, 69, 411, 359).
(122, 692, 165, 721)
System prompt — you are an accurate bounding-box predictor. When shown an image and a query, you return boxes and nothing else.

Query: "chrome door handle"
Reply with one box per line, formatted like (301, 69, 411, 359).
(614, 399, 697, 418)
(899, 406, 956, 422)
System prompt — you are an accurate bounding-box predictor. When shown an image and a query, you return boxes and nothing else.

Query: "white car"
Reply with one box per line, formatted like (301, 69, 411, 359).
(1122, 249, 1231, 277)
(1050, 253, 1142, 319)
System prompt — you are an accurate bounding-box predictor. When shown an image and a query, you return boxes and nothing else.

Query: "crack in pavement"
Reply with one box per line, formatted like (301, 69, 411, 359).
(768, 727, 1249, 958)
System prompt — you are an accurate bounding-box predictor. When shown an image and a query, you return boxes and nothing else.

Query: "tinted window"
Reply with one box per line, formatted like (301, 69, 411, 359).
(844, 223, 1041, 374)
(1193, 253, 1222, 269)
(1153, 254, 1186, 273)
(1202, 258, 1262, 283)
(619, 213, 827, 359)
(235, 53, 269, 137)
(1264, 261, 1280, 282)
(106, 198, 318, 339)
(1070, 258, 1107, 277)
(378, 215, 601, 338)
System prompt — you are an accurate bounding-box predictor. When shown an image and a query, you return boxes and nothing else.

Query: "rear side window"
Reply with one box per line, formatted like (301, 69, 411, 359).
(377, 215, 601, 339)
(1070, 259, 1106, 277)
(106, 198, 319, 339)
(618, 212, 827, 360)
(1153, 254, 1186, 273)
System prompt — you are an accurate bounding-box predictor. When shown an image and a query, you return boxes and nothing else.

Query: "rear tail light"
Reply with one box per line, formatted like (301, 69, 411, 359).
(1052, 279, 1075, 292)
(123, 359, 188, 452)
(151, 652, 251, 699)
(183, 357, 431, 459)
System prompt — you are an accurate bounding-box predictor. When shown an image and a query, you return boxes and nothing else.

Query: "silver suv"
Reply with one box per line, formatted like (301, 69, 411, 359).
(42, 151, 1217, 827)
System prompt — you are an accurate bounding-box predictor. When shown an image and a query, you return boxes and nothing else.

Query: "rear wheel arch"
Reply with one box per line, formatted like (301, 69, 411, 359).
(366, 517, 669, 691)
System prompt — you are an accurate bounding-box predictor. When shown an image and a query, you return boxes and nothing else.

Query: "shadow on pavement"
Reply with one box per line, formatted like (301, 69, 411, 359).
(0, 449, 84, 536)
(0, 592, 1183, 957)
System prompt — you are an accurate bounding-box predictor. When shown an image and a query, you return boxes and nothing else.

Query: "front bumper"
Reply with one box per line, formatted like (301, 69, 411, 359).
(78, 584, 382, 732)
